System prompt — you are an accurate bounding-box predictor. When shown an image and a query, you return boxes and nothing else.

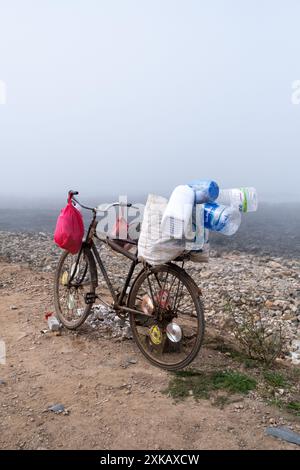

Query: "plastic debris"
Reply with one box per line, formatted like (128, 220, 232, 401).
(217, 187, 258, 213)
(45, 312, 61, 332)
(48, 403, 67, 414)
(88, 305, 132, 340)
(161, 185, 194, 239)
(204, 203, 241, 236)
(266, 426, 300, 446)
(188, 180, 219, 204)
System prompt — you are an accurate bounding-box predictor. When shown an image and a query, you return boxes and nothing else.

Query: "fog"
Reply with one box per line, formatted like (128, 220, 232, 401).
(0, 0, 300, 208)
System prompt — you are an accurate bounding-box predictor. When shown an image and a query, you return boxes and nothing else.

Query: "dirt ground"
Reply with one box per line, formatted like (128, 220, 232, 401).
(0, 261, 299, 450)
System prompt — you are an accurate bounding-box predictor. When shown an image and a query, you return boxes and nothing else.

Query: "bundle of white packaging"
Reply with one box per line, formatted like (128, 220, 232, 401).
(138, 193, 207, 265)
(138, 183, 257, 266)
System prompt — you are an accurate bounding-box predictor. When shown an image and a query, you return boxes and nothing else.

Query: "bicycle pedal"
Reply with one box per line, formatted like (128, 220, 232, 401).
(84, 292, 97, 305)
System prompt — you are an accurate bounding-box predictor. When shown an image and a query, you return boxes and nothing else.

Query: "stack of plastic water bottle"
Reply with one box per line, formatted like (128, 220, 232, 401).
(188, 180, 258, 236)
(139, 181, 258, 265)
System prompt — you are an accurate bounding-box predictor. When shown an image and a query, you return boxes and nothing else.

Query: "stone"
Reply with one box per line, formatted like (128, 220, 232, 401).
(290, 352, 300, 365)
(282, 313, 297, 321)
(127, 358, 137, 364)
(267, 261, 282, 269)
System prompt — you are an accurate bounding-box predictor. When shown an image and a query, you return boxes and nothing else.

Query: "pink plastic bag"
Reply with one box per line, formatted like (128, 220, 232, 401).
(54, 198, 84, 254)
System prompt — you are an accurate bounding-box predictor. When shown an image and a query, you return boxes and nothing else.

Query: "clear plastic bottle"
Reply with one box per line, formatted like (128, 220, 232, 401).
(188, 180, 219, 204)
(204, 203, 241, 236)
(217, 187, 258, 213)
(46, 313, 61, 331)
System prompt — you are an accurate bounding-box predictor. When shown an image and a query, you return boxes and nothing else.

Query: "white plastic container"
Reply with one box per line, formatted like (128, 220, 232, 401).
(47, 314, 61, 331)
(161, 185, 195, 239)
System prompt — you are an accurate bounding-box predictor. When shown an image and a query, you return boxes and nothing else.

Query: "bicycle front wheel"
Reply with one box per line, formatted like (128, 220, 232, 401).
(54, 248, 97, 329)
(128, 264, 205, 370)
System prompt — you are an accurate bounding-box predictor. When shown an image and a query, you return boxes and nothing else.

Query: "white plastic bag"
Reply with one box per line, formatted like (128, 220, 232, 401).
(188, 229, 210, 263)
(138, 194, 185, 265)
(184, 204, 205, 252)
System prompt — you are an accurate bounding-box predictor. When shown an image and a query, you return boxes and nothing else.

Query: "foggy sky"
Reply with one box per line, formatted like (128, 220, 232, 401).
(0, 0, 300, 207)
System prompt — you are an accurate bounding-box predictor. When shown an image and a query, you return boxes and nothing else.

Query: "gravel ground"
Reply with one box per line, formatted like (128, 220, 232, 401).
(0, 231, 299, 361)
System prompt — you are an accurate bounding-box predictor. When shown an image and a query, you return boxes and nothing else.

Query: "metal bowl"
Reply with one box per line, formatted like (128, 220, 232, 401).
(166, 322, 182, 343)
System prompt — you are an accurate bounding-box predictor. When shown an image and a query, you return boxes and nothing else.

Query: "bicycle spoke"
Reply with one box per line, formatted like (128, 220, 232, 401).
(55, 250, 95, 328)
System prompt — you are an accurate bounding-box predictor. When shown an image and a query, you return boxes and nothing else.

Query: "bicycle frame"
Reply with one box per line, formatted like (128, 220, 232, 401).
(69, 195, 149, 318)
(90, 240, 138, 308)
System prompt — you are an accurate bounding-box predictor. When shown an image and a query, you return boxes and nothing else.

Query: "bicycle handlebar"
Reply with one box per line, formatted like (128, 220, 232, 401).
(68, 190, 95, 211)
(68, 190, 139, 213)
(96, 202, 135, 212)
(68, 190, 79, 199)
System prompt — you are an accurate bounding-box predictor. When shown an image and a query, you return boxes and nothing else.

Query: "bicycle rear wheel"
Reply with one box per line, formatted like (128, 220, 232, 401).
(54, 248, 97, 329)
(128, 264, 205, 370)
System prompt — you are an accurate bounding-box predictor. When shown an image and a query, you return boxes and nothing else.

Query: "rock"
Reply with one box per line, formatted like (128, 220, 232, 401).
(292, 340, 300, 350)
(234, 404, 244, 410)
(290, 352, 300, 365)
(273, 300, 286, 308)
(123, 357, 137, 368)
(267, 261, 282, 269)
(282, 313, 297, 321)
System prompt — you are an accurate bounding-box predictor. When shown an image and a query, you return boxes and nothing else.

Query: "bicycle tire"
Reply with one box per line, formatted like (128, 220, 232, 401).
(54, 248, 97, 330)
(128, 264, 205, 370)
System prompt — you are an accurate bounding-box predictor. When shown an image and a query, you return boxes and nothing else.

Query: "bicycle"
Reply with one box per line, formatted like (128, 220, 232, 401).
(54, 190, 205, 370)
